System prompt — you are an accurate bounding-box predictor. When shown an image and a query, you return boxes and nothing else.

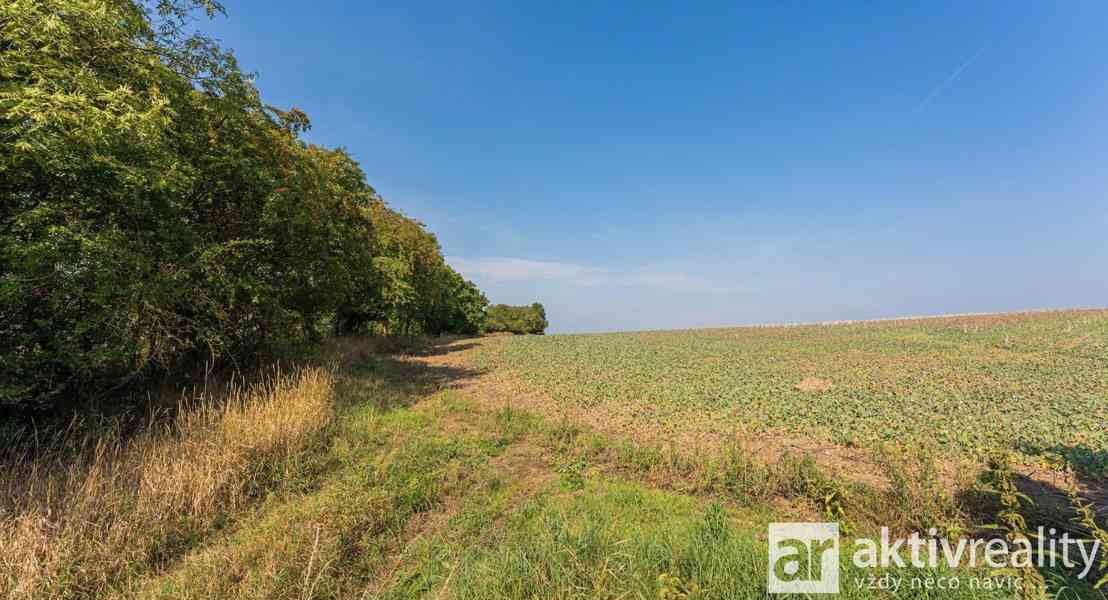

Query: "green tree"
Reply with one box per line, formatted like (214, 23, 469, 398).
(485, 303, 549, 335)
(2, 0, 238, 406)
(1, 0, 506, 410)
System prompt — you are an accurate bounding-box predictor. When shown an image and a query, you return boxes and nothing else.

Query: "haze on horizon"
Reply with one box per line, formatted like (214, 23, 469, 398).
(209, 1, 1108, 333)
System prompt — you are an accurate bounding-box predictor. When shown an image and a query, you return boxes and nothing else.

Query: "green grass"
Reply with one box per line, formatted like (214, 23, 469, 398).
(130, 392, 483, 599)
(469, 310, 1108, 464)
(11, 335, 1105, 599)
(119, 352, 1033, 599)
(377, 476, 1014, 600)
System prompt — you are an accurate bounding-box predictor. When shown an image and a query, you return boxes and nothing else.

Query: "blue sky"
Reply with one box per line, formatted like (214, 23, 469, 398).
(207, 2, 1108, 333)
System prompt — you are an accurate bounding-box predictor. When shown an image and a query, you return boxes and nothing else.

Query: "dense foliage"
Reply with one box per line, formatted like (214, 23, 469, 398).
(0, 0, 490, 408)
(485, 303, 548, 335)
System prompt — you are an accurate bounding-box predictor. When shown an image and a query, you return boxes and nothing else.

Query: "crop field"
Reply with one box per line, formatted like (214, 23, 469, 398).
(469, 310, 1108, 469)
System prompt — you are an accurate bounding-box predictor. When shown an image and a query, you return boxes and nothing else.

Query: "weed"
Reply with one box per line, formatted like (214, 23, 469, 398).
(873, 444, 962, 535)
(710, 443, 773, 502)
(557, 457, 589, 491)
(493, 405, 533, 443)
(776, 454, 852, 528)
(1068, 482, 1108, 590)
(982, 453, 1047, 600)
(544, 417, 582, 451)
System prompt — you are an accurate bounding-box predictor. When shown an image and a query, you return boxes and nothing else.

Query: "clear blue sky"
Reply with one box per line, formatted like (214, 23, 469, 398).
(207, 1, 1108, 333)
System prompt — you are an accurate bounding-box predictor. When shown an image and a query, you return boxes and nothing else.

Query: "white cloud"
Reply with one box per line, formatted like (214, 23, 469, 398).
(448, 257, 605, 283)
(448, 256, 742, 293)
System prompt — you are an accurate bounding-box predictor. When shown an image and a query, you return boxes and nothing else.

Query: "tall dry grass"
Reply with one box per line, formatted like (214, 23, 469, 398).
(0, 367, 335, 599)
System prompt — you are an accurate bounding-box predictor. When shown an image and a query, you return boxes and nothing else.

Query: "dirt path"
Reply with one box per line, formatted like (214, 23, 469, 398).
(360, 392, 558, 596)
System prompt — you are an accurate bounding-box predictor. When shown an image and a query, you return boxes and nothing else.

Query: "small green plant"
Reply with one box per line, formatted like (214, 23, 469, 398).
(875, 444, 962, 535)
(711, 443, 772, 501)
(778, 454, 852, 530)
(1067, 480, 1108, 590)
(982, 453, 1047, 600)
(544, 417, 582, 451)
(494, 405, 532, 443)
(557, 457, 589, 490)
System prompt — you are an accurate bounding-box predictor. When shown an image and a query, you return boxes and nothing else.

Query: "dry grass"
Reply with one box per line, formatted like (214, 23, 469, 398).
(0, 367, 335, 599)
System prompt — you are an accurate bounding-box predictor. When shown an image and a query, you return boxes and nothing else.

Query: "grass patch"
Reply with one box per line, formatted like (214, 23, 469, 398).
(379, 476, 1014, 599)
(132, 399, 479, 599)
(0, 368, 335, 599)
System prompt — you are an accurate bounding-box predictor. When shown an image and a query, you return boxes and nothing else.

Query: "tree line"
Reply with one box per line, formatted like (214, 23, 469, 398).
(0, 0, 543, 410)
(486, 303, 549, 335)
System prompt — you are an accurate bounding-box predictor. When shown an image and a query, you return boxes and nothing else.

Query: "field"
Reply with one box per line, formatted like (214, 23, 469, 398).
(467, 310, 1108, 472)
(4, 311, 1108, 599)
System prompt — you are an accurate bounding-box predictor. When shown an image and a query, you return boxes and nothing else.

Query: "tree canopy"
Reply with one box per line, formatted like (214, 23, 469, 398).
(0, 0, 499, 409)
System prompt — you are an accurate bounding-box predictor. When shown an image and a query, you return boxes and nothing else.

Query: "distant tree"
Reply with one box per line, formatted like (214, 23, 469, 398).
(527, 302, 549, 334)
(485, 303, 548, 335)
